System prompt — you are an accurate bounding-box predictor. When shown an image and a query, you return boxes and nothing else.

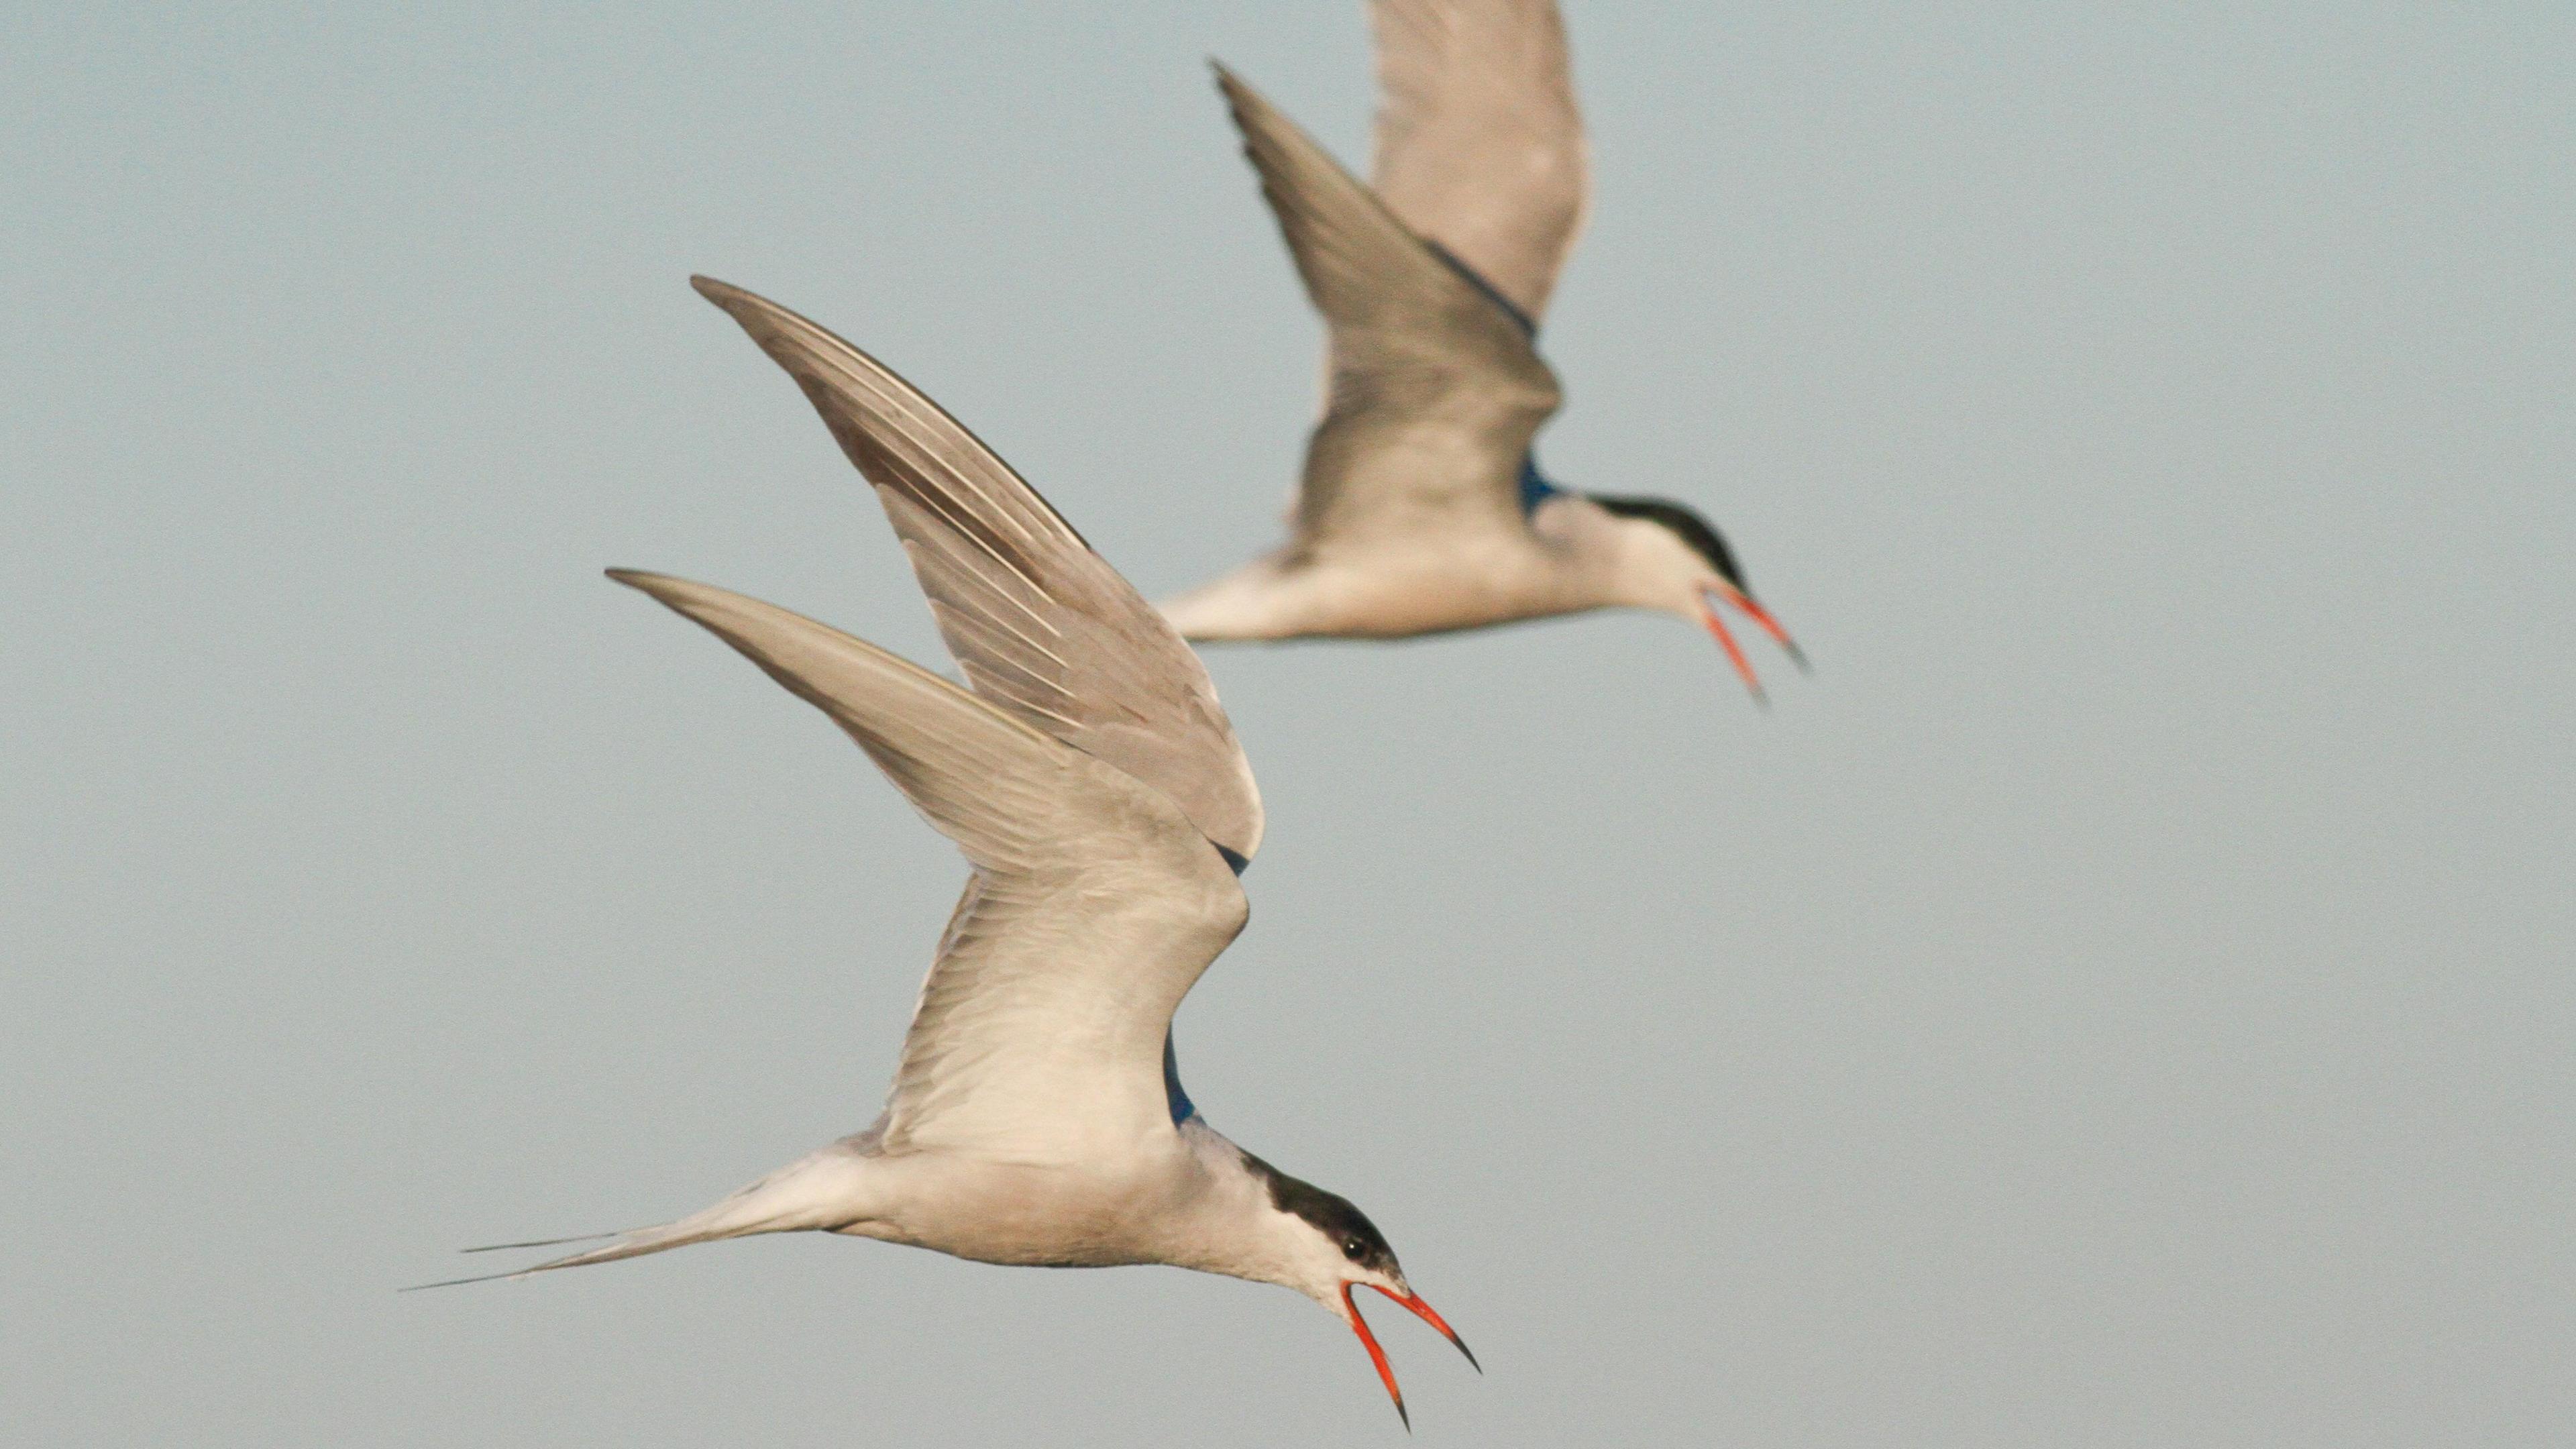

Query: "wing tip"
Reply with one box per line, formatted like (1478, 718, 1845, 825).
(690, 274, 804, 343)
(689, 272, 750, 309)
(606, 568, 716, 621)
(1208, 58, 1268, 119)
(690, 273, 790, 341)
(686, 273, 883, 393)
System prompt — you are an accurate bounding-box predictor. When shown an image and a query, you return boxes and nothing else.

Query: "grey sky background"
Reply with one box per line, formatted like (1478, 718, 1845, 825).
(6, 3, 2570, 1444)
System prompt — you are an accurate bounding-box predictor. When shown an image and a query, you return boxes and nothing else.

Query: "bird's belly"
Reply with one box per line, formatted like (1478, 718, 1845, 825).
(851, 1155, 1175, 1269)
(1301, 554, 1578, 637)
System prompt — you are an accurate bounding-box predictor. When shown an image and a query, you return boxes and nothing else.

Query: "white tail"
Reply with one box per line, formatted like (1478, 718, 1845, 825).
(409, 1142, 878, 1291)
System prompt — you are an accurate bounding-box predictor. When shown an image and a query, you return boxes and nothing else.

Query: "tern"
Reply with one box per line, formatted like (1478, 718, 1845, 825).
(1161, 0, 1804, 700)
(423, 279, 1474, 1426)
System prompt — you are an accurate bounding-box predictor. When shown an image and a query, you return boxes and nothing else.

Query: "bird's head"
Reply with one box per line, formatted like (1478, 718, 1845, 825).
(1237, 1152, 1474, 1428)
(1587, 492, 1805, 702)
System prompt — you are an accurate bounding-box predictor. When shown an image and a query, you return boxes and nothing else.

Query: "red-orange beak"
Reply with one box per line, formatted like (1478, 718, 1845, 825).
(1342, 1281, 1479, 1430)
(1697, 600, 1765, 705)
(1701, 585, 1807, 704)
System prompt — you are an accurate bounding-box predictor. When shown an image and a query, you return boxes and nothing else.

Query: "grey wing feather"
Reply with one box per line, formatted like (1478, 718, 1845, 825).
(608, 570, 1248, 1161)
(1368, 0, 1590, 325)
(608, 570, 1079, 877)
(1216, 64, 1561, 553)
(690, 277, 1264, 864)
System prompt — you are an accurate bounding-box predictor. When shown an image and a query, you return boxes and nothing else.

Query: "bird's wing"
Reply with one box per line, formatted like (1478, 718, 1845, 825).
(693, 277, 1264, 864)
(1368, 0, 1589, 325)
(1218, 65, 1562, 554)
(612, 571, 1249, 1163)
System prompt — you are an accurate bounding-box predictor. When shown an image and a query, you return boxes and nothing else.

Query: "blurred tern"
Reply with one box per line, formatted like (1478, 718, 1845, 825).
(421, 278, 1473, 1426)
(1162, 1, 1803, 701)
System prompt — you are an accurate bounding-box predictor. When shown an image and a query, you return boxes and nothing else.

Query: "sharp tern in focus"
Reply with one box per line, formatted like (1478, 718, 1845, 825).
(421, 278, 1473, 1426)
(1161, 0, 1805, 701)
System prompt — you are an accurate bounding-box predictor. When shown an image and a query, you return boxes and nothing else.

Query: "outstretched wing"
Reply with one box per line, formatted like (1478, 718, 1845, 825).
(611, 571, 1248, 1163)
(1218, 64, 1562, 556)
(1368, 0, 1590, 326)
(692, 278, 1263, 865)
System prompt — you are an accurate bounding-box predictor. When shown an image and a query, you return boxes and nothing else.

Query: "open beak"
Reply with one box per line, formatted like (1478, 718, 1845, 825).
(1342, 1281, 1479, 1430)
(1697, 598, 1764, 705)
(1701, 584, 1807, 704)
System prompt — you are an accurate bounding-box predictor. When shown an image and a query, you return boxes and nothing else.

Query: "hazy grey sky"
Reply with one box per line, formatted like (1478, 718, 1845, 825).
(7, 3, 2570, 1444)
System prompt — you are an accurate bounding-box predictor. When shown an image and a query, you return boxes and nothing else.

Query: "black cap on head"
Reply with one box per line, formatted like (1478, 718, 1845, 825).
(1240, 1150, 1399, 1276)
(1243, 1145, 1481, 1421)
(1589, 493, 1750, 592)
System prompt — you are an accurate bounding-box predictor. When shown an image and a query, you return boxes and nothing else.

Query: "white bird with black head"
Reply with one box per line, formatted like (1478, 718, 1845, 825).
(420, 278, 1472, 1426)
(1162, 0, 1805, 701)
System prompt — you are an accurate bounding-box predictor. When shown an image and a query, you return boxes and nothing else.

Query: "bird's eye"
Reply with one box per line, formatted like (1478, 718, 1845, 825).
(1344, 1238, 1366, 1257)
